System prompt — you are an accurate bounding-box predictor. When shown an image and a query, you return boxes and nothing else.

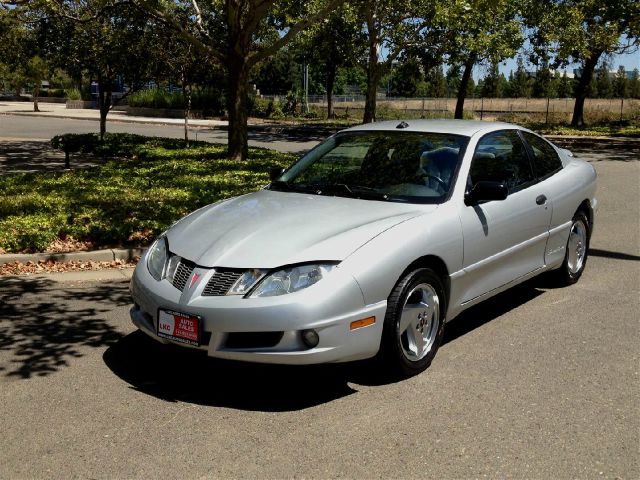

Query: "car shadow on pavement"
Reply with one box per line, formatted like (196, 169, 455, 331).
(103, 282, 547, 411)
(103, 331, 358, 412)
(0, 276, 128, 379)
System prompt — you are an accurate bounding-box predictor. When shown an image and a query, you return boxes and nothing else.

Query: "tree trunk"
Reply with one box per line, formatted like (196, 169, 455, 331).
(455, 57, 475, 120)
(571, 51, 602, 127)
(182, 70, 191, 147)
(226, 55, 250, 161)
(33, 85, 40, 112)
(326, 64, 336, 119)
(363, 7, 380, 124)
(97, 74, 112, 141)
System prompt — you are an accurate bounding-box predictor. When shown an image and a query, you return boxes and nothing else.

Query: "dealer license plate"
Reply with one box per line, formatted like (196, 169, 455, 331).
(157, 309, 201, 346)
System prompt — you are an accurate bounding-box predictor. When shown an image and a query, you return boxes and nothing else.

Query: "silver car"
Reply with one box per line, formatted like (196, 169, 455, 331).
(130, 120, 597, 377)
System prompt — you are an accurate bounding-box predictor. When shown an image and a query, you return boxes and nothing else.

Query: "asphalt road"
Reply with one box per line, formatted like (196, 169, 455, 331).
(0, 113, 322, 154)
(1, 140, 639, 478)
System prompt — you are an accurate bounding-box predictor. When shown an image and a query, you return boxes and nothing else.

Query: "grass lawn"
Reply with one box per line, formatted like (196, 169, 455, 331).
(0, 134, 296, 253)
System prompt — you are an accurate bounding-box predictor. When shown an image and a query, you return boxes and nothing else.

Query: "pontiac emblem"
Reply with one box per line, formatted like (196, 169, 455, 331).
(189, 273, 200, 289)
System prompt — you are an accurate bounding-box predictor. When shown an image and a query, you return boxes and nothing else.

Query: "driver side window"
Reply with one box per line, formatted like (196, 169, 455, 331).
(469, 130, 535, 193)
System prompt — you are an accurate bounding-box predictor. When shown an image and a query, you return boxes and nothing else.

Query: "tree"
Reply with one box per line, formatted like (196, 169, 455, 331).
(557, 71, 574, 98)
(525, 0, 640, 126)
(359, 0, 427, 122)
(17, 1, 156, 139)
(389, 56, 425, 97)
(137, 0, 345, 161)
(613, 65, 629, 98)
(0, 6, 45, 108)
(303, 5, 363, 118)
(253, 48, 299, 96)
(531, 61, 557, 98)
(425, 65, 447, 97)
(437, 0, 524, 118)
(26, 55, 49, 111)
(629, 68, 640, 98)
(594, 62, 613, 98)
(508, 57, 533, 98)
(481, 61, 507, 98)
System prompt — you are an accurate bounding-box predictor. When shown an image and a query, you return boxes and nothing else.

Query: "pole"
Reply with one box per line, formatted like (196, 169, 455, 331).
(545, 97, 550, 124)
(303, 63, 309, 114)
(620, 98, 624, 122)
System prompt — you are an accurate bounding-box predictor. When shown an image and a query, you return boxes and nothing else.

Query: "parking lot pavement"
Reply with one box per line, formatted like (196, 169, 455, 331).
(0, 151, 638, 479)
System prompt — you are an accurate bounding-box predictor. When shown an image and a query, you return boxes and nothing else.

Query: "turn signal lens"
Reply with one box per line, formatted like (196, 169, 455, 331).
(350, 316, 375, 330)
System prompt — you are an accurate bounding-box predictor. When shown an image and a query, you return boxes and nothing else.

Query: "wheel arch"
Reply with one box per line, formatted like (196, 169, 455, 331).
(576, 199, 593, 240)
(400, 255, 451, 312)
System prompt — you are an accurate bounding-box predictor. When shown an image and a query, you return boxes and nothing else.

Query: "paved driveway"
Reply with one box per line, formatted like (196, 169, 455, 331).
(0, 148, 638, 479)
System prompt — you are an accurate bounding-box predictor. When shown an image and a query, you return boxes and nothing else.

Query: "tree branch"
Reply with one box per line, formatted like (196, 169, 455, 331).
(248, 0, 346, 67)
(134, 0, 224, 63)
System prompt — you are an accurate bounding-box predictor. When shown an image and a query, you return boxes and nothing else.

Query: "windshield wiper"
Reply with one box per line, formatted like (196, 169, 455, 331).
(307, 183, 390, 201)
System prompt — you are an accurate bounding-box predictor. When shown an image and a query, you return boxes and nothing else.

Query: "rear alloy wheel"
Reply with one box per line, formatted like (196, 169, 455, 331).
(379, 268, 446, 378)
(556, 210, 590, 285)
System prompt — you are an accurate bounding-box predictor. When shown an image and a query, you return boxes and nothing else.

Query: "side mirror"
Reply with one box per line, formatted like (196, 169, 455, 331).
(465, 181, 508, 205)
(269, 167, 285, 182)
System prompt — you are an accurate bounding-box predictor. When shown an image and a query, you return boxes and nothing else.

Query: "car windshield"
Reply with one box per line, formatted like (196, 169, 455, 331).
(269, 131, 469, 203)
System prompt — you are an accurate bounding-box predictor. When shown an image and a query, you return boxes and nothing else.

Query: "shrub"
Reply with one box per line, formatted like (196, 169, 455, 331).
(2, 133, 296, 253)
(66, 88, 82, 100)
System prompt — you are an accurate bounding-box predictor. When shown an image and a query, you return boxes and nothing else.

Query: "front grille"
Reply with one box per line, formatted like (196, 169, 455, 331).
(202, 269, 244, 296)
(171, 259, 195, 291)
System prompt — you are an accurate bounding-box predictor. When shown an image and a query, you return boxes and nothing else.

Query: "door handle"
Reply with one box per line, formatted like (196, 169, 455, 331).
(536, 194, 547, 205)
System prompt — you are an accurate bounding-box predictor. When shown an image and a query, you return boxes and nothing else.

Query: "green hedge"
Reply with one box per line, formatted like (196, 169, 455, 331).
(0, 134, 295, 253)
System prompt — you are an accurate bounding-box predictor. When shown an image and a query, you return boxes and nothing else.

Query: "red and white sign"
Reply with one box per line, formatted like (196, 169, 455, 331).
(157, 309, 200, 346)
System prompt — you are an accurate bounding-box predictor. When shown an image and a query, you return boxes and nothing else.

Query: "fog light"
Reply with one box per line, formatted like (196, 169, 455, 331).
(301, 329, 319, 348)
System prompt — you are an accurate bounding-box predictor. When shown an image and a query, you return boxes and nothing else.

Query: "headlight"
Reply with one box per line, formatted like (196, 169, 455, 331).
(250, 263, 337, 297)
(147, 236, 168, 281)
(227, 269, 266, 295)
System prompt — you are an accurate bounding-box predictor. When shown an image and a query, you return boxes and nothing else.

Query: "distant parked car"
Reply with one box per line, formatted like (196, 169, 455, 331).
(130, 120, 597, 377)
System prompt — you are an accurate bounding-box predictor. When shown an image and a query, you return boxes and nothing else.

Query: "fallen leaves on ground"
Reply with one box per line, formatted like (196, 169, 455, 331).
(0, 258, 139, 276)
(45, 237, 95, 253)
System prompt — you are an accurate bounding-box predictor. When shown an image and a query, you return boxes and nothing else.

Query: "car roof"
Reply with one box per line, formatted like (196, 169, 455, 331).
(341, 119, 519, 137)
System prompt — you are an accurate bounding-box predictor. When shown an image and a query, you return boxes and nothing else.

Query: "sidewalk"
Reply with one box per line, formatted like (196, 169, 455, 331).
(0, 100, 228, 128)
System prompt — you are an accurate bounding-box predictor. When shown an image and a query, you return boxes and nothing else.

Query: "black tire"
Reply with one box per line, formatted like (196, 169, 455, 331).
(554, 210, 590, 286)
(378, 268, 446, 378)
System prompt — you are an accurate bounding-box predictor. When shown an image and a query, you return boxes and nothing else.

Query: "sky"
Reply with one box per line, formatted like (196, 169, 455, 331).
(484, 42, 640, 81)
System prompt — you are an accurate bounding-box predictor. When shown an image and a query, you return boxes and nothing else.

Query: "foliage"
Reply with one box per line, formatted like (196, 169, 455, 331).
(524, 0, 639, 125)
(526, 121, 640, 137)
(134, 0, 347, 160)
(65, 87, 82, 100)
(0, 134, 295, 253)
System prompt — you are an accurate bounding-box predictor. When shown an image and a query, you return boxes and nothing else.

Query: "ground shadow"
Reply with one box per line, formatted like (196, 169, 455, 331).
(104, 332, 359, 412)
(553, 137, 640, 162)
(104, 280, 549, 411)
(0, 276, 128, 378)
(0, 140, 105, 174)
(590, 248, 640, 262)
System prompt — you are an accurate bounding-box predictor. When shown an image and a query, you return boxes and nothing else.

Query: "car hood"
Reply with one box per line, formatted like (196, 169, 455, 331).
(167, 189, 433, 269)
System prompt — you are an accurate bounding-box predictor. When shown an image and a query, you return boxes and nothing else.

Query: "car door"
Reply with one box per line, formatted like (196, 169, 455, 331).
(519, 130, 567, 267)
(458, 129, 553, 303)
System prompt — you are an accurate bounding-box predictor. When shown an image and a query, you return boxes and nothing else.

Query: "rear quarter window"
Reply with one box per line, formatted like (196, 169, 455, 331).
(521, 131, 563, 180)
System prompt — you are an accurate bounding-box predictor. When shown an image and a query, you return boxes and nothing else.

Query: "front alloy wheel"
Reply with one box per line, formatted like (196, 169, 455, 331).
(379, 268, 446, 378)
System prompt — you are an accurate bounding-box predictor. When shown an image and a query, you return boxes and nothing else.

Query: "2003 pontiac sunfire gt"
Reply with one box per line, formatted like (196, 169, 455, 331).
(130, 120, 597, 377)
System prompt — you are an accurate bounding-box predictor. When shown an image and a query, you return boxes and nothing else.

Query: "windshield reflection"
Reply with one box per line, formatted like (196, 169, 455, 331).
(270, 131, 469, 204)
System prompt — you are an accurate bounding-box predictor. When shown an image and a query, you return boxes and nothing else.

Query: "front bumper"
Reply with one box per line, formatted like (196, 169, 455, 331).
(129, 262, 387, 364)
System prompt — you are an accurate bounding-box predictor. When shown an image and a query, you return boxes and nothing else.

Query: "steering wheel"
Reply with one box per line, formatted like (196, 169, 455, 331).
(420, 172, 447, 191)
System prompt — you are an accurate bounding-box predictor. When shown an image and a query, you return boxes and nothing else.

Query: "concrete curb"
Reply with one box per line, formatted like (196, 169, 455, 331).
(31, 268, 135, 282)
(0, 247, 145, 266)
(0, 111, 224, 129)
